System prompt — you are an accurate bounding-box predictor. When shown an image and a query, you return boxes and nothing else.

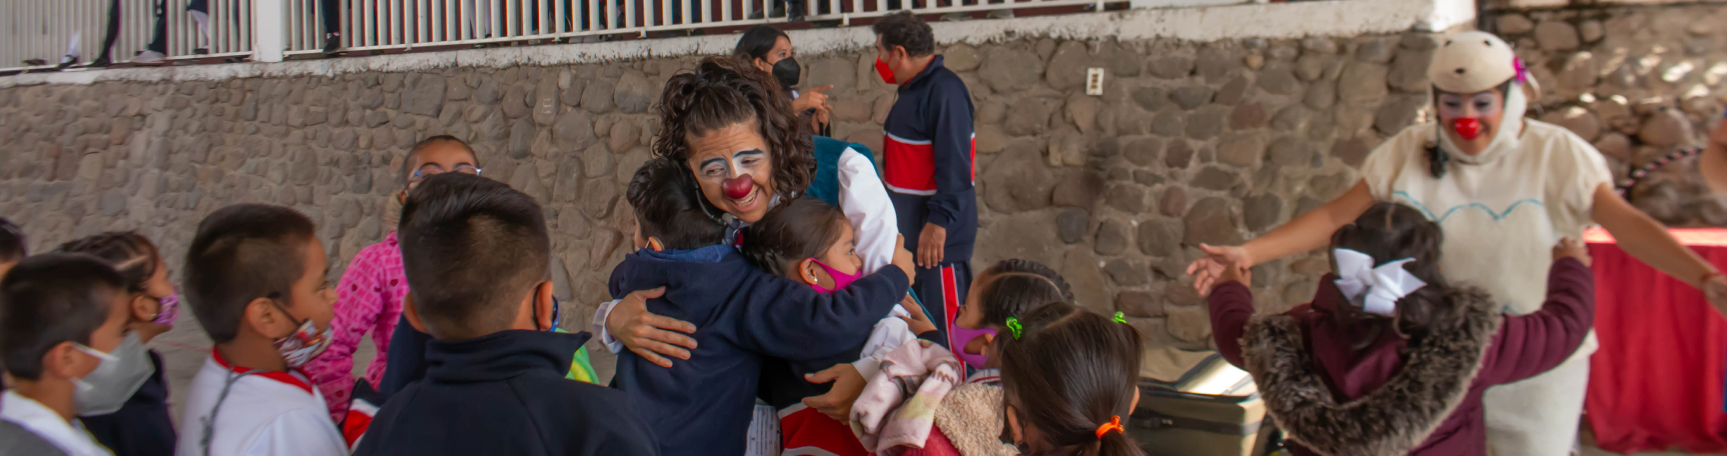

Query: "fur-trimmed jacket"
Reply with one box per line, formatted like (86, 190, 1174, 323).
(1207, 258, 1595, 456)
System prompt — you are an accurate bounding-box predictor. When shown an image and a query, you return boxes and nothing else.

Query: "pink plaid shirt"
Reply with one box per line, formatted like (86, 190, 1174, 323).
(306, 231, 409, 422)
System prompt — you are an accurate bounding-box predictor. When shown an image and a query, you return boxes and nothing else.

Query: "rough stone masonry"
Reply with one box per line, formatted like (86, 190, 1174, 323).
(2, 3, 1723, 353)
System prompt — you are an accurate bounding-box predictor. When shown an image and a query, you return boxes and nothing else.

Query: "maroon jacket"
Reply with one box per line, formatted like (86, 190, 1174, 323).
(1208, 258, 1595, 456)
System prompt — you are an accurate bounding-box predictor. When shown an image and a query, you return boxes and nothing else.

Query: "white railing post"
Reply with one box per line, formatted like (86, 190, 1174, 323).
(255, 0, 287, 61)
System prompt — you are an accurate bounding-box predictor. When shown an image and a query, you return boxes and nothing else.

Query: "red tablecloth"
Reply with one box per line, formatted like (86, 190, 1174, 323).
(1585, 227, 1727, 453)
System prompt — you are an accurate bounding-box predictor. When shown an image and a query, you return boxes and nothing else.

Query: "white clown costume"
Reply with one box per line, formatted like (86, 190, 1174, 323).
(1356, 31, 1612, 456)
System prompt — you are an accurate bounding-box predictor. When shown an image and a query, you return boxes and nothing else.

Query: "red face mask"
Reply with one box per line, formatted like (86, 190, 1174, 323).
(1452, 117, 1483, 141)
(874, 57, 897, 85)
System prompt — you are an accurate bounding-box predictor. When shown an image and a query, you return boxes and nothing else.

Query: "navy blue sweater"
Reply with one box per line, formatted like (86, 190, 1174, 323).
(354, 330, 659, 456)
(82, 350, 175, 456)
(882, 55, 978, 262)
(608, 245, 910, 456)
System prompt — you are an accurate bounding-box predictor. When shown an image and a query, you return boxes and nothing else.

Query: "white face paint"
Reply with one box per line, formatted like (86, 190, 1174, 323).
(687, 122, 777, 223)
(1436, 90, 1502, 121)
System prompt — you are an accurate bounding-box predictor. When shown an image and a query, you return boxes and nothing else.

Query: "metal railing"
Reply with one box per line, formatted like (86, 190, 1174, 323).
(3, 0, 253, 72)
(2, 0, 1259, 73)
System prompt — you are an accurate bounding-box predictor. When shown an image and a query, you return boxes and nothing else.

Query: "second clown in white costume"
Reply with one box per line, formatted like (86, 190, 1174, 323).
(1360, 32, 1606, 455)
(1188, 30, 1727, 456)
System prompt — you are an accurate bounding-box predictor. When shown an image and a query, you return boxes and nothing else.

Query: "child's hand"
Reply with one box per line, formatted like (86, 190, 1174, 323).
(1553, 237, 1591, 267)
(896, 293, 939, 335)
(803, 364, 866, 421)
(892, 235, 916, 285)
(1217, 261, 1252, 287)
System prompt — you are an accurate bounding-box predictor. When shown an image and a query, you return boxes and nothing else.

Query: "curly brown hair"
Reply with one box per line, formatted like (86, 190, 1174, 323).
(653, 55, 815, 208)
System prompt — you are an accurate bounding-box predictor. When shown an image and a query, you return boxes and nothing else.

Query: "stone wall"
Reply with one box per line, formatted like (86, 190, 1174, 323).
(1490, 3, 1727, 227)
(0, 29, 1441, 351)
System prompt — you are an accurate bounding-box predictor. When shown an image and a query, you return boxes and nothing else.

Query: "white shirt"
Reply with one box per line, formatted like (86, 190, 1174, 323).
(174, 354, 348, 456)
(1359, 118, 1611, 355)
(0, 390, 111, 456)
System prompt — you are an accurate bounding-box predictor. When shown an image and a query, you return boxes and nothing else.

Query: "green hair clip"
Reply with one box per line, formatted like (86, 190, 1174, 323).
(1006, 317, 1023, 339)
(1113, 311, 1127, 323)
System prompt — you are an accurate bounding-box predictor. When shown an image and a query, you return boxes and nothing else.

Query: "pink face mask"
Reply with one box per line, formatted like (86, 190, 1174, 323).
(810, 259, 862, 293)
(949, 325, 997, 369)
(152, 292, 180, 326)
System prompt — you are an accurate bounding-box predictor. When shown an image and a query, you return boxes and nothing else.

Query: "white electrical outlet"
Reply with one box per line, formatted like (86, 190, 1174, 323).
(1086, 68, 1105, 96)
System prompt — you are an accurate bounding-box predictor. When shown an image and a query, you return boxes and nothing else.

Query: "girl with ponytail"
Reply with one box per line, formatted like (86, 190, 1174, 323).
(57, 231, 179, 456)
(1206, 201, 1598, 455)
(998, 302, 1146, 456)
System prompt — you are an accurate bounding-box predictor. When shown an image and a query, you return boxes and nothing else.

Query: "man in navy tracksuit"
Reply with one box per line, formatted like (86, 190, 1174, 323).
(873, 12, 977, 352)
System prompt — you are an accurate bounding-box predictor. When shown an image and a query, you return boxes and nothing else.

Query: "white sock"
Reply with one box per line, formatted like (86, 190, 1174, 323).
(63, 31, 82, 61)
(190, 10, 210, 45)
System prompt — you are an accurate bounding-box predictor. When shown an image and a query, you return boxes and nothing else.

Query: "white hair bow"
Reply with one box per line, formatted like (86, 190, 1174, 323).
(1332, 248, 1427, 317)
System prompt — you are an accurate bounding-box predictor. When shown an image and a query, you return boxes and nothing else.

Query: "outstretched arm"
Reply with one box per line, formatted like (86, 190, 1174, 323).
(1189, 181, 1376, 293)
(1592, 183, 1727, 314)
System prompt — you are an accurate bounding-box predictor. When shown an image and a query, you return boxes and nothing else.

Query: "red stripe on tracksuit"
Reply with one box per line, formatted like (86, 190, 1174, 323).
(882, 134, 976, 195)
(942, 266, 960, 352)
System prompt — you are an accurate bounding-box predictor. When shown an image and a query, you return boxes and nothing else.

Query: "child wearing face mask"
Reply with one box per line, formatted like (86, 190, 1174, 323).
(998, 302, 1146, 456)
(57, 233, 181, 456)
(738, 196, 938, 456)
(858, 259, 1070, 456)
(176, 204, 348, 456)
(0, 254, 134, 456)
(609, 159, 914, 456)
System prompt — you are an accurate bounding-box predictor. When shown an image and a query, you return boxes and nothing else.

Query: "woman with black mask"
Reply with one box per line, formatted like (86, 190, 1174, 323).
(736, 25, 833, 134)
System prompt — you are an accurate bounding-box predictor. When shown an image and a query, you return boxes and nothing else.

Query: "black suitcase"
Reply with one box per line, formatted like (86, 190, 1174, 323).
(1131, 347, 1282, 456)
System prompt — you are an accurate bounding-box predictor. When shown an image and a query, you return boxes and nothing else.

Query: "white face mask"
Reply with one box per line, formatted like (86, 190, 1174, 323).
(71, 332, 155, 416)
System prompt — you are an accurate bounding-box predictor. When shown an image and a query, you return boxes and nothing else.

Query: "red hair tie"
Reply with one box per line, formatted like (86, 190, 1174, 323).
(1094, 415, 1124, 439)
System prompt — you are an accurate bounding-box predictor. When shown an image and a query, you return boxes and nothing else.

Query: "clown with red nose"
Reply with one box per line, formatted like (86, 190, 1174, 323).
(1186, 30, 1727, 456)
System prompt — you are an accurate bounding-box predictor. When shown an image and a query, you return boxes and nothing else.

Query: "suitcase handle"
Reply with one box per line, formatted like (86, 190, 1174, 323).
(1131, 410, 1263, 437)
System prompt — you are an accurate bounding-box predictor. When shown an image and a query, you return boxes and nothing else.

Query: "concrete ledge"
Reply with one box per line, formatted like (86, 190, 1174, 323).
(0, 0, 1469, 88)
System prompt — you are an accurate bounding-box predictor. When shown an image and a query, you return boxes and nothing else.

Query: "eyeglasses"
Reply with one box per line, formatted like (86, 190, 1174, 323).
(409, 164, 483, 183)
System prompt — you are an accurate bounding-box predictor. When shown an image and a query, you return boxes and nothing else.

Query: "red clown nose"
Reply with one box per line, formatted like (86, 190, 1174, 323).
(1452, 118, 1483, 141)
(723, 174, 754, 199)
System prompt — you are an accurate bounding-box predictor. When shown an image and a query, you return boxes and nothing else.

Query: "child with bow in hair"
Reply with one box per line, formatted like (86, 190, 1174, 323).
(1206, 202, 1597, 456)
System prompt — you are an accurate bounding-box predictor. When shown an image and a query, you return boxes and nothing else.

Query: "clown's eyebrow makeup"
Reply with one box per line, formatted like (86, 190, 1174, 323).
(700, 149, 765, 168)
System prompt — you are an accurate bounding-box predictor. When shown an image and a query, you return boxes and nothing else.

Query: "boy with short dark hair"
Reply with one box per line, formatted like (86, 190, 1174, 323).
(175, 204, 347, 456)
(310, 134, 484, 421)
(610, 159, 914, 456)
(0, 254, 131, 456)
(353, 172, 657, 456)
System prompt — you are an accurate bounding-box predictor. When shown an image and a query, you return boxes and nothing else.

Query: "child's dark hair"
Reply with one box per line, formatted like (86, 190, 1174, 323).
(739, 197, 848, 278)
(184, 204, 317, 344)
(400, 135, 480, 187)
(626, 158, 725, 250)
(998, 302, 1146, 456)
(978, 273, 1068, 330)
(0, 254, 127, 380)
(0, 217, 25, 263)
(399, 172, 549, 339)
(57, 232, 162, 294)
(1329, 202, 1456, 348)
(984, 259, 1075, 302)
